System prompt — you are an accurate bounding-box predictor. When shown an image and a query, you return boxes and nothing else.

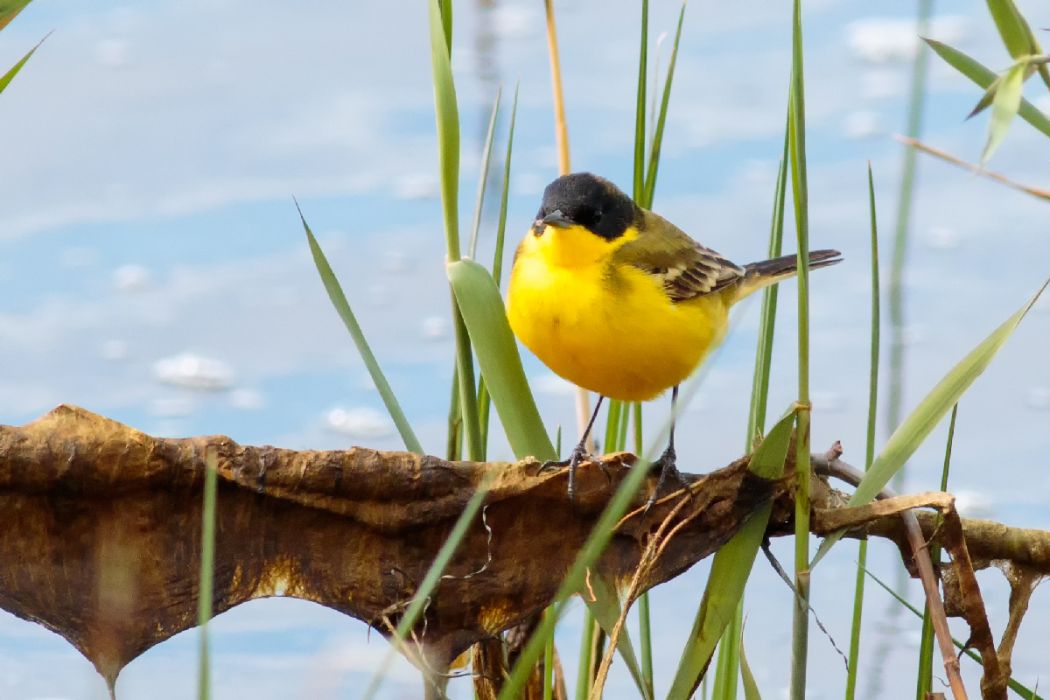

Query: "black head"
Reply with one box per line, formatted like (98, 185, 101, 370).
(533, 172, 639, 240)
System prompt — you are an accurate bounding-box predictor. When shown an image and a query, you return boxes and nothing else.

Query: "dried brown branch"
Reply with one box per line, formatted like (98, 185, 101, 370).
(0, 406, 779, 687)
(995, 563, 1044, 686)
(2, 405, 1050, 699)
(856, 511, 1050, 575)
(813, 458, 1039, 700)
(811, 464, 967, 700)
(940, 509, 1005, 700)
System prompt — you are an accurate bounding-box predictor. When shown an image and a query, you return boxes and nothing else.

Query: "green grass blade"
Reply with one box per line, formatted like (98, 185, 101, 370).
(982, 61, 1026, 165)
(196, 447, 218, 700)
(479, 85, 520, 454)
(543, 606, 556, 700)
(967, 76, 1001, 120)
(632, 403, 643, 455)
(427, 0, 482, 461)
(744, 408, 795, 478)
(468, 88, 502, 260)
(628, 6, 657, 679)
(739, 632, 762, 700)
(986, 0, 1040, 60)
(447, 259, 556, 460)
(0, 32, 46, 96)
(629, 9, 667, 681)
(925, 38, 1050, 139)
(916, 600, 934, 699)
(623, 4, 663, 678)
(447, 364, 462, 460)
(865, 568, 1044, 700)
(584, 574, 653, 700)
(0, 0, 32, 31)
(602, 399, 623, 455)
(618, 401, 631, 451)
(638, 590, 653, 695)
(786, 0, 812, 694)
(438, 0, 452, 54)
(492, 84, 519, 288)
(641, 1, 686, 208)
(476, 371, 491, 459)
(470, 89, 502, 457)
(857, 284, 1044, 502)
(984, 0, 1048, 100)
(613, 402, 630, 451)
(298, 204, 424, 455)
(716, 114, 789, 700)
(362, 477, 493, 700)
(632, 402, 653, 695)
(845, 164, 881, 700)
(427, 0, 461, 261)
(711, 614, 741, 700)
(666, 408, 796, 699)
(477, 375, 491, 459)
(747, 124, 789, 449)
(815, 279, 1050, 562)
(575, 609, 596, 700)
(632, 0, 649, 200)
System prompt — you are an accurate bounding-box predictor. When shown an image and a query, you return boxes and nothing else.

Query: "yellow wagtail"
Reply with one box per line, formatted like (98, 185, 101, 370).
(506, 172, 841, 501)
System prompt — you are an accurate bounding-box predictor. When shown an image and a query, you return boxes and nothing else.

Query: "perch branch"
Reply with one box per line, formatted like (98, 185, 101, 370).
(2, 405, 1049, 698)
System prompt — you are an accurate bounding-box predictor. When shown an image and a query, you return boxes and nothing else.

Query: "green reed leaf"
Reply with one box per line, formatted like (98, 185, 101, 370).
(815, 279, 1049, 562)
(447, 259, 556, 461)
(666, 408, 796, 699)
(298, 203, 423, 455)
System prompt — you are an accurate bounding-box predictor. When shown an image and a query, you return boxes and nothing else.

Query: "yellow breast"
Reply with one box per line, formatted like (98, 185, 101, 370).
(506, 224, 730, 402)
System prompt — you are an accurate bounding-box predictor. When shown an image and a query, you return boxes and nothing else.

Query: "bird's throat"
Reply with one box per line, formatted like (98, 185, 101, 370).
(531, 224, 636, 268)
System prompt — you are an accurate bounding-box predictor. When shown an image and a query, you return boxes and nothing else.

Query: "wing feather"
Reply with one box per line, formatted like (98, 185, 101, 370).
(612, 210, 744, 302)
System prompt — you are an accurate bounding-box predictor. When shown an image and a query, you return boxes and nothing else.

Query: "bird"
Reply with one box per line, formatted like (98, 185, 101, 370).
(505, 172, 841, 503)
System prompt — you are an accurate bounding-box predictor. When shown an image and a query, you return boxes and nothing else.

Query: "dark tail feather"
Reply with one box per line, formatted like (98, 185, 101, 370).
(738, 249, 842, 298)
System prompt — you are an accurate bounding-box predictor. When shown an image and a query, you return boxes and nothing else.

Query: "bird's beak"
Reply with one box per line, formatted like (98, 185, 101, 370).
(532, 210, 571, 236)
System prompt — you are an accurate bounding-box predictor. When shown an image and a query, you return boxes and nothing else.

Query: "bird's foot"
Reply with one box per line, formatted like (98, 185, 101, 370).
(643, 445, 692, 514)
(538, 442, 592, 503)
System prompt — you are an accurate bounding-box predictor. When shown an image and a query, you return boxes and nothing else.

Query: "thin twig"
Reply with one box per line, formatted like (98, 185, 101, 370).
(441, 505, 493, 581)
(760, 542, 850, 672)
(897, 135, 1050, 202)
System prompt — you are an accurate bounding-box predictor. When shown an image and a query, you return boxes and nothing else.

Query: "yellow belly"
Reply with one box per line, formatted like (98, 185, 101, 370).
(507, 251, 730, 402)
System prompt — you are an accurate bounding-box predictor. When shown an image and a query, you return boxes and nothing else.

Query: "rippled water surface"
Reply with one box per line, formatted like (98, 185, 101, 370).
(0, 1, 1048, 698)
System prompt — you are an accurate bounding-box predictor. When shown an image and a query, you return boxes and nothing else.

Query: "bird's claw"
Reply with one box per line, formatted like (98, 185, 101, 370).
(538, 443, 591, 504)
(537, 457, 571, 474)
(643, 446, 692, 515)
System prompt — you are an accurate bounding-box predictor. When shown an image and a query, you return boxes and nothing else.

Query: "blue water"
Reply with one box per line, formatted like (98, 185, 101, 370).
(1, 0, 1048, 698)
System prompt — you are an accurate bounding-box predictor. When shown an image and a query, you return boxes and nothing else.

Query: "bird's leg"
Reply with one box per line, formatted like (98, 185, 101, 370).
(539, 395, 605, 502)
(645, 385, 692, 512)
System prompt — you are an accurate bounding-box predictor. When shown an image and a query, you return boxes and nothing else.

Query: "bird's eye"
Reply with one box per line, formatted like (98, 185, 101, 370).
(577, 208, 601, 226)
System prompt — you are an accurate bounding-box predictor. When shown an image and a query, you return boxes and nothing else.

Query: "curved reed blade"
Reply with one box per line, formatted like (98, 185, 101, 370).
(814, 279, 1050, 563)
(298, 204, 423, 455)
(447, 259, 555, 461)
